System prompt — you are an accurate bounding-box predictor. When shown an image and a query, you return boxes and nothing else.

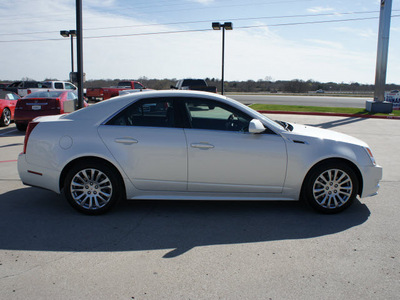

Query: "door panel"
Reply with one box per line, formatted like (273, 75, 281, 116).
(98, 125, 187, 191)
(185, 129, 287, 193)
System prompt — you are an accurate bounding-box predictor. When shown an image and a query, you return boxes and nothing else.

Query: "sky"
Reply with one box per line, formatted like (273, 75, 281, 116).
(0, 0, 399, 84)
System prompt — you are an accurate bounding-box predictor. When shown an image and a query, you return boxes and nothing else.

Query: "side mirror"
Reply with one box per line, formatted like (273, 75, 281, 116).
(249, 119, 265, 134)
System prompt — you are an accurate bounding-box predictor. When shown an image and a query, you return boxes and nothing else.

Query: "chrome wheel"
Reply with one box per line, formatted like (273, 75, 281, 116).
(304, 161, 358, 213)
(1, 108, 11, 126)
(312, 169, 353, 209)
(70, 168, 113, 210)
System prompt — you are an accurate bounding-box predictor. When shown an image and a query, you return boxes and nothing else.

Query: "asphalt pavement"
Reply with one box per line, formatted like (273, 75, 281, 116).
(0, 114, 399, 299)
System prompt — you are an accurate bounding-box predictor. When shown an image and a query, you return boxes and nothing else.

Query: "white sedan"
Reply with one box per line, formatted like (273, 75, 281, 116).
(18, 90, 382, 215)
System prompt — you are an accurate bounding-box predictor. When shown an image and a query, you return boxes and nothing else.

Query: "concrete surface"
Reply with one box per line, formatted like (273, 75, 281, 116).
(0, 114, 399, 299)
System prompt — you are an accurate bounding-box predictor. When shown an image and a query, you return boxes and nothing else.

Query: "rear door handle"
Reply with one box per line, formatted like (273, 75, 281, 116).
(114, 137, 138, 145)
(191, 143, 214, 149)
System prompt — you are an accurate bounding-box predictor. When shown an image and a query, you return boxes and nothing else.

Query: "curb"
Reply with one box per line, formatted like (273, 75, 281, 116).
(257, 110, 400, 120)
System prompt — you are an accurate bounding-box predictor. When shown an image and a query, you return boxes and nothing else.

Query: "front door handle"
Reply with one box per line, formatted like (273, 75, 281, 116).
(191, 143, 214, 149)
(115, 137, 138, 145)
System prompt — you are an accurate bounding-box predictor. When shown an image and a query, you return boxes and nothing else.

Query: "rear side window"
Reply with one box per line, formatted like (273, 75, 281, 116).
(54, 82, 63, 89)
(107, 98, 175, 128)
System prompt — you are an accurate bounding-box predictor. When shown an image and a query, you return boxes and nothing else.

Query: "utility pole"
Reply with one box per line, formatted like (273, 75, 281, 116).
(76, 0, 84, 109)
(366, 0, 393, 113)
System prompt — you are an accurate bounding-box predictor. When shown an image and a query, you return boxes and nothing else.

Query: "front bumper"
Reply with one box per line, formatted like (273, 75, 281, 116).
(360, 164, 383, 198)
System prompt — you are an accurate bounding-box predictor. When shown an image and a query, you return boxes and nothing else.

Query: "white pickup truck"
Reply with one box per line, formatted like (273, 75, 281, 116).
(5, 80, 77, 97)
(28, 81, 77, 94)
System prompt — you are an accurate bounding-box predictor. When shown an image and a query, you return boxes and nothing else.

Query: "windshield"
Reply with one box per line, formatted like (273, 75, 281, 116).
(24, 91, 64, 98)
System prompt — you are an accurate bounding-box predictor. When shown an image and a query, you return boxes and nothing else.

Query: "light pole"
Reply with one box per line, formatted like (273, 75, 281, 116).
(212, 22, 232, 95)
(60, 30, 76, 74)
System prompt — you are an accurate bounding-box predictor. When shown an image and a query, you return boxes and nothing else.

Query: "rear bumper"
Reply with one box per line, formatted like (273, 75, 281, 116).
(14, 110, 60, 124)
(360, 164, 383, 198)
(18, 153, 61, 194)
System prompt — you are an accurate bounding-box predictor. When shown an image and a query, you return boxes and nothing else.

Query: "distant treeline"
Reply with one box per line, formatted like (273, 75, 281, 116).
(83, 77, 400, 94)
(3, 77, 399, 94)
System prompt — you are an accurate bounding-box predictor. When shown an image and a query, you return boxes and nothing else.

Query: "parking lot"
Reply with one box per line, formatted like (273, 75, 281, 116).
(1, 114, 399, 299)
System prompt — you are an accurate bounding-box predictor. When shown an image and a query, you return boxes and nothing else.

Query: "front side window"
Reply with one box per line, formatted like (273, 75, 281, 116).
(184, 98, 252, 132)
(107, 98, 175, 127)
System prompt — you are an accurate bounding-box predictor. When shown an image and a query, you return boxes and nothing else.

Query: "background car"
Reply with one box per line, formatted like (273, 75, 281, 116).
(14, 90, 87, 131)
(0, 90, 20, 127)
(18, 90, 382, 215)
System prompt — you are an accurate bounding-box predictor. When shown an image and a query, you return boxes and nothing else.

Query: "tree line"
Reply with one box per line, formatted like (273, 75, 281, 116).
(83, 77, 399, 94)
(3, 77, 399, 94)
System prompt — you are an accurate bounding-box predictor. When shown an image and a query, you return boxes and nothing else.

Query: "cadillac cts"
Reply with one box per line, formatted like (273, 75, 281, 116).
(18, 90, 382, 215)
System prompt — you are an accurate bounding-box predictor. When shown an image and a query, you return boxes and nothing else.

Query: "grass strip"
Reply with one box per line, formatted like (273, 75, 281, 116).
(249, 104, 400, 117)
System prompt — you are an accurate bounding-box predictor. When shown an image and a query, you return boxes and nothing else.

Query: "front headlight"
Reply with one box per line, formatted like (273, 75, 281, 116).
(364, 147, 376, 165)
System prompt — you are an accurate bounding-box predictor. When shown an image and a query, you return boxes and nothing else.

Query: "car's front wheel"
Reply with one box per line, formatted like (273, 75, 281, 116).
(0, 108, 11, 127)
(303, 161, 359, 214)
(64, 162, 122, 215)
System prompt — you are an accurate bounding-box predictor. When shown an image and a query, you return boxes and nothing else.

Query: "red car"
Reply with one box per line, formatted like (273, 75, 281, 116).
(14, 90, 88, 131)
(0, 90, 20, 127)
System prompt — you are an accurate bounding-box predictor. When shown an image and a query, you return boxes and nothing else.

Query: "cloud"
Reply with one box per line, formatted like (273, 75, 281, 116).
(307, 6, 335, 13)
(334, 26, 376, 39)
(190, 0, 215, 4)
(305, 39, 344, 50)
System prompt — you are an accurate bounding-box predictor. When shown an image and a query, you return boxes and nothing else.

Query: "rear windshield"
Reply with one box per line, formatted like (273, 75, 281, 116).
(182, 80, 206, 87)
(118, 81, 132, 87)
(24, 91, 64, 98)
(24, 82, 42, 88)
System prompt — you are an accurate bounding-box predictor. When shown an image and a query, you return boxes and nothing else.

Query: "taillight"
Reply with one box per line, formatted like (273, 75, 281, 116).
(27, 89, 32, 94)
(23, 122, 39, 154)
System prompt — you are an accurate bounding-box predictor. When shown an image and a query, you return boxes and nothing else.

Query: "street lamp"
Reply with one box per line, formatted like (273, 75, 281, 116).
(212, 22, 233, 95)
(60, 30, 77, 74)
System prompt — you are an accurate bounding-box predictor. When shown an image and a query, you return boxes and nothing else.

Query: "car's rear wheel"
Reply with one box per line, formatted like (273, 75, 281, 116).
(0, 108, 11, 127)
(303, 161, 359, 214)
(16, 123, 27, 131)
(64, 162, 122, 215)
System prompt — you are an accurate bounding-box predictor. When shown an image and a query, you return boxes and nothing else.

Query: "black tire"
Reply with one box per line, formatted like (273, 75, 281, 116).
(63, 161, 122, 215)
(16, 123, 27, 132)
(0, 108, 11, 127)
(302, 161, 359, 214)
